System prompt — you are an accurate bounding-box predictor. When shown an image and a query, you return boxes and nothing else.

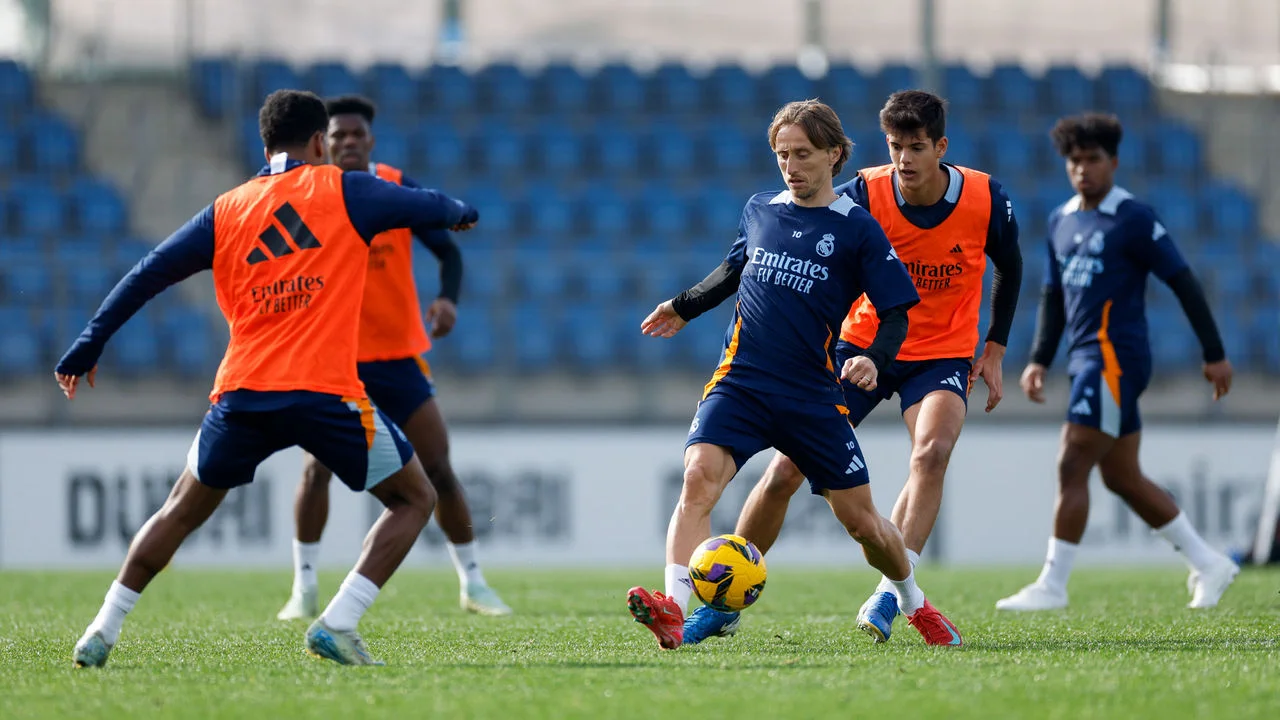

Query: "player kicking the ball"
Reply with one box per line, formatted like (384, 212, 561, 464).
(682, 90, 1021, 646)
(277, 95, 510, 621)
(59, 90, 477, 667)
(626, 100, 963, 649)
(996, 113, 1238, 611)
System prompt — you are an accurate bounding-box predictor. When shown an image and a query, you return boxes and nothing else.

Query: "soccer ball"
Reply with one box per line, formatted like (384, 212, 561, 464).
(687, 534, 767, 612)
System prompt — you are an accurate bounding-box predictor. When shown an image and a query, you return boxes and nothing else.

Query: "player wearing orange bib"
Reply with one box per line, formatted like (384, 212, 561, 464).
(56, 90, 478, 667)
(683, 91, 1023, 646)
(277, 96, 511, 622)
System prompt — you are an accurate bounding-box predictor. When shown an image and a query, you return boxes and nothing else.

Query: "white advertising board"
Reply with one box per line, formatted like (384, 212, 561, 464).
(0, 425, 1270, 569)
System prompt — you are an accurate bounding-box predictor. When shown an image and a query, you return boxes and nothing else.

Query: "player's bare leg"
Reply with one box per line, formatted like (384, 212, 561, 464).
(306, 455, 436, 665)
(75, 470, 228, 667)
(278, 455, 331, 620)
(400, 398, 510, 615)
(1097, 433, 1238, 608)
(824, 484, 962, 646)
(734, 451, 806, 554)
(859, 390, 966, 641)
(997, 422, 1110, 610)
(628, 443, 738, 649)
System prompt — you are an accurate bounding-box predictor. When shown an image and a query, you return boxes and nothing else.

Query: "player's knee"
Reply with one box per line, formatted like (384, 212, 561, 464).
(301, 455, 334, 487)
(761, 455, 805, 496)
(421, 456, 462, 498)
(1056, 444, 1094, 487)
(908, 436, 954, 482)
(680, 463, 724, 515)
(841, 509, 883, 546)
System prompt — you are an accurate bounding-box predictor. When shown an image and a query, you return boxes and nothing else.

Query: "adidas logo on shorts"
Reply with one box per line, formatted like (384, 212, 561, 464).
(1070, 399, 1093, 416)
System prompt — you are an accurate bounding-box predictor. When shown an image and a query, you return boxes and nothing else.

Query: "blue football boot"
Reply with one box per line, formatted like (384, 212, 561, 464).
(855, 591, 899, 643)
(681, 605, 741, 645)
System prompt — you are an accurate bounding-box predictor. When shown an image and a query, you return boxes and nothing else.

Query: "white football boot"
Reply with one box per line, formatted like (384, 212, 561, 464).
(1187, 557, 1240, 609)
(277, 586, 319, 621)
(995, 582, 1068, 611)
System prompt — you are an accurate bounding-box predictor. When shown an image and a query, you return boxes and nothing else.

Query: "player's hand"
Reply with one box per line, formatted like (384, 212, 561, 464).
(1203, 358, 1233, 401)
(970, 341, 1006, 412)
(425, 297, 458, 338)
(842, 355, 879, 392)
(641, 301, 688, 338)
(54, 366, 96, 400)
(1020, 363, 1047, 404)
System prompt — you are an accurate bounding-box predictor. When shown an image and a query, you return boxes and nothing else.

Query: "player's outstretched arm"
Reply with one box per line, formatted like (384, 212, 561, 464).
(659, 258, 744, 332)
(55, 208, 216, 399)
(342, 172, 478, 241)
(1023, 284, 1065, 404)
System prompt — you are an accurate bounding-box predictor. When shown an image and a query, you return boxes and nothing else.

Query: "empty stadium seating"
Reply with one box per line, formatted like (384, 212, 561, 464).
(4, 57, 1278, 382)
(0, 61, 219, 379)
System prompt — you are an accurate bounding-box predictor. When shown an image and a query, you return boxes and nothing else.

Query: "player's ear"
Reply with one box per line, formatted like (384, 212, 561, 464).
(310, 131, 327, 164)
(935, 136, 948, 159)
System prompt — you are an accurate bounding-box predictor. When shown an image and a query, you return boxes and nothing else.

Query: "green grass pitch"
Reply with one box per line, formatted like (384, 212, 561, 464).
(2, 567, 1277, 719)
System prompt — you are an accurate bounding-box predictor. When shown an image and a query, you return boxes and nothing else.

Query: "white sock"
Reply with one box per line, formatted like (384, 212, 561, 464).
(1156, 512, 1222, 572)
(87, 581, 140, 646)
(447, 541, 488, 590)
(292, 540, 320, 595)
(319, 572, 380, 632)
(876, 548, 920, 595)
(664, 563, 694, 616)
(1034, 537, 1078, 592)
(891, 569, 925, 616)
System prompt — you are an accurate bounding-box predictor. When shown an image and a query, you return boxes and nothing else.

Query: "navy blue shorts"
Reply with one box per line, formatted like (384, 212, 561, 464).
(187, 392, 414, 491)
(836, 340, 971, 426)
(358, 356, 437, 429)
(1066, 359, 1150, 437)
(685, 382, 869, 495)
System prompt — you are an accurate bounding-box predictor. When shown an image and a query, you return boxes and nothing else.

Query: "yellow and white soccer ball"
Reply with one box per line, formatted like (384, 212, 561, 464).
(687, 534, 767, 612)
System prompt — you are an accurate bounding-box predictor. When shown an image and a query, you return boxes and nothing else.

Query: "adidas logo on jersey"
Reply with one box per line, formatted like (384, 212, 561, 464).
(1070, 399, 1093, 416)
(949, 244, 963, 253)
(845, 455, 866, 475)
(247, 202, 323, 265)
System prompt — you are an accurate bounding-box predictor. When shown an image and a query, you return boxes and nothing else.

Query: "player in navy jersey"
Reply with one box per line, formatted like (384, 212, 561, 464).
(695, 91, 1022, 646)
(626, 100, 963, 649)
(997, 113, 1239, 611)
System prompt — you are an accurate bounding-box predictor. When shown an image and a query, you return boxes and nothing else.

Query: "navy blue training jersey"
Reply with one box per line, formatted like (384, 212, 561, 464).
(708, 190, 920, 404)
(1044, 186, 1188, 374)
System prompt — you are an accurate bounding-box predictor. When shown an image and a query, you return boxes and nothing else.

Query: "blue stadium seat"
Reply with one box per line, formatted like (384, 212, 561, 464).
(162, 307, 217, 376)
(364, 63, 419, 116)
(564, 304, 619, 368)
(512, 240, 568, 299)
(537, 123, 585, 174)
(707, 126, 752, 174)
(0, 323, 41, 375)
(540, 63, 589, 113)
(189, 58, 239, 120)
(9, 181, 66, 236)
(108, 312, 163, 376)
(697, 186, 744, 235)
(1150, 121, 1201, 175)
(877, 64, 918, 97)
(652, 63, 700, 113)
(417, 124, 466, 174)
(822, 64, 872, 116)
(477, 123, 529, 174)
(238, 116, 264, 172)
(1117, 129, 1148, 171)
(984, 124, 1035, 179)
(251, 59, 303, 102)
(1147, 307, 1197, 368)
(1099, 65, 1153, 117)
(585, 193, 632, 236)
(853, 129, 887, 166)
(474, 192, 518, 236)
(527, 192, 575, 237)
(370, 124, 411, 169)
(310, 61, 361, 99)
(647, 124, 696, 174)
(1202, 181, 1257, 237)
(463, 248, 505, 301)
(50, 306, 90, 349)
(452, 305, 497, 371)
(625, 300, 678, 370)
(425, 65, 477, 113)
(595, 63, 645, 115)
(632, 243, 687, 300)
(64, 262, 117, 307)
(1193, 247, 1247, 303)
(593, 124, 640, 174)
(570, 246, 624, 301)
(508, 303, 558, 371)
(23, 113, 79, 173)
(0, 60, 34, 115)
(1214, 313, 1249, 370)
(112, 237, 155, 270)
(944, 65, 985, 113)
(943, 127, 979, 168)
(988, 64, 1038, 116)
(0, 124, 18, 173)
(0, 235, 42, 264)
(479, 63, 533, 114)
(762, 65, 816, 110)
(1249, 306, 1280, 371)
(645, 191, 691, 237)
(1145, 182, 1199, 236)
(708, 64, 758, 113)
(68, 177, 128, 235)
(1042, 65, 1096, 113)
